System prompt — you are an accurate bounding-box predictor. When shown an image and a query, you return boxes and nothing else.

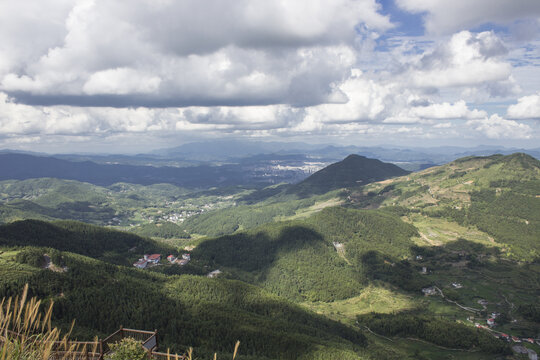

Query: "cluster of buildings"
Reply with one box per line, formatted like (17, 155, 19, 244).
(133, 254, 162, 269)
(133, 253, 191, 269)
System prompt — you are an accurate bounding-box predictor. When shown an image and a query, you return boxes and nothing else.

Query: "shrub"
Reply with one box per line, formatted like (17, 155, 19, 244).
(106, 338, 147, 360)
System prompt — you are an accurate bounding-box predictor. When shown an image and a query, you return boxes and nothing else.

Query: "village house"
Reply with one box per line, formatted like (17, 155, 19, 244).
(182, 253, 191, 260)
(422, 287, 437, 296)
(144, 254, 161, 264)
(167, 255, 177, 263)
(487, 318, 495, 327)
(452, 282, 463, 289)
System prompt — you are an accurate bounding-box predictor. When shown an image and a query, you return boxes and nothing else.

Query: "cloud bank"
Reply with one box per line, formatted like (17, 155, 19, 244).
(0, 0, 538, 151)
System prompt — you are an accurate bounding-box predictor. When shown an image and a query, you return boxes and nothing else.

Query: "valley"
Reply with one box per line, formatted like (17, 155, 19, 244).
(0, 151, 538, 359)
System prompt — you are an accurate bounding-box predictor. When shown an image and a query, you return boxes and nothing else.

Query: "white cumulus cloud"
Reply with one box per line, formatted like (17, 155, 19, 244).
(507, 92, 540, 119)
(0, 0, 389, 107)
(403, 31, 515, 95)
(466, 114, 532, 139)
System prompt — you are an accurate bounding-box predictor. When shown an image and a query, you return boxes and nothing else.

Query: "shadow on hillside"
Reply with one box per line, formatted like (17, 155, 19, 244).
(360, 238, 539, 294)
(8, 251, 365, 360)
(0, 219, 173, 266)
(192, 225, 326, 277)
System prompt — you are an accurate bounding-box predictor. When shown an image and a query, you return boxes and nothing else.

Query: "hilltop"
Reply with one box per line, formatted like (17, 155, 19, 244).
(0, 220, 174, 265)
(180, 155, 409, 236)
(289, 154, 409, 196)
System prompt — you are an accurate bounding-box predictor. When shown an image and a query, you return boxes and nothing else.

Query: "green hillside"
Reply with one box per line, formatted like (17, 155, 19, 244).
(192, 207, 423, 302)
(0, 216, 525, 359)
(352, 153, 540, 260)
(0, 220, 173, 265)
(180, 190, 343, 237)
(0, 247, 370, 359)
(130, 221, 190, 239)
(180, 155, 410, 237)
(0, 178, 245, 229)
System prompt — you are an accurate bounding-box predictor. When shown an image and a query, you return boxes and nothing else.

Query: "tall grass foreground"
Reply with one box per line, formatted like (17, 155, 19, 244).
(0, 284, 241, 360)
(0, 284, 96, 359)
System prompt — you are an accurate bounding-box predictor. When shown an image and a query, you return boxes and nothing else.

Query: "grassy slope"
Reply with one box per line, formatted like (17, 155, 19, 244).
(0, 153, 537, 358)
(352, 153, 540, 260)
(180, 190, 344, 237)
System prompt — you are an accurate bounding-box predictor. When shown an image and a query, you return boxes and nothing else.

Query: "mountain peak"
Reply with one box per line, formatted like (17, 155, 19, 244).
(289, 154, 409, 196)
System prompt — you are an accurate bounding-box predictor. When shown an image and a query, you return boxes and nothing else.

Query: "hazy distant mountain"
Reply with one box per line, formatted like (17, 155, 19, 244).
(0, 153, 246, 187)
(0, 153, 318, 188)
(3, 142, 539, 169)
(151, 140, 322, 161)
(150, 140, 540, 165)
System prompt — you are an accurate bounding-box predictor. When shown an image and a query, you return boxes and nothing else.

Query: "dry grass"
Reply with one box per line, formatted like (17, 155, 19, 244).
(0, 284, 97, 360)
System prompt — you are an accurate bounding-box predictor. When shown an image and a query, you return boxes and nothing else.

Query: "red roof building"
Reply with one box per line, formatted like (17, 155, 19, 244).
(144, 254, 161, 263)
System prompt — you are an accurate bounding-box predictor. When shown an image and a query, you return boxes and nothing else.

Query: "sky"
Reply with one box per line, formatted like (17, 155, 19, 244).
(0, 0, 539, 153)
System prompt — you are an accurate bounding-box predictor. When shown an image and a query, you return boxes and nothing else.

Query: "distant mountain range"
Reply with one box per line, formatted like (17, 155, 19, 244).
(150, 140, 540, 164)
(4, 141, 539, 168)
(0, 153, 310, 188)
(1, 142, 539, 188)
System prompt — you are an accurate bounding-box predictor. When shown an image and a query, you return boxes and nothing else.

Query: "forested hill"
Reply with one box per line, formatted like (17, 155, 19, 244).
(289, 154, 409, 196)
(191, 206, 423, 302)
(0, 220, 173, 265)
(354, 152, 540, 260)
